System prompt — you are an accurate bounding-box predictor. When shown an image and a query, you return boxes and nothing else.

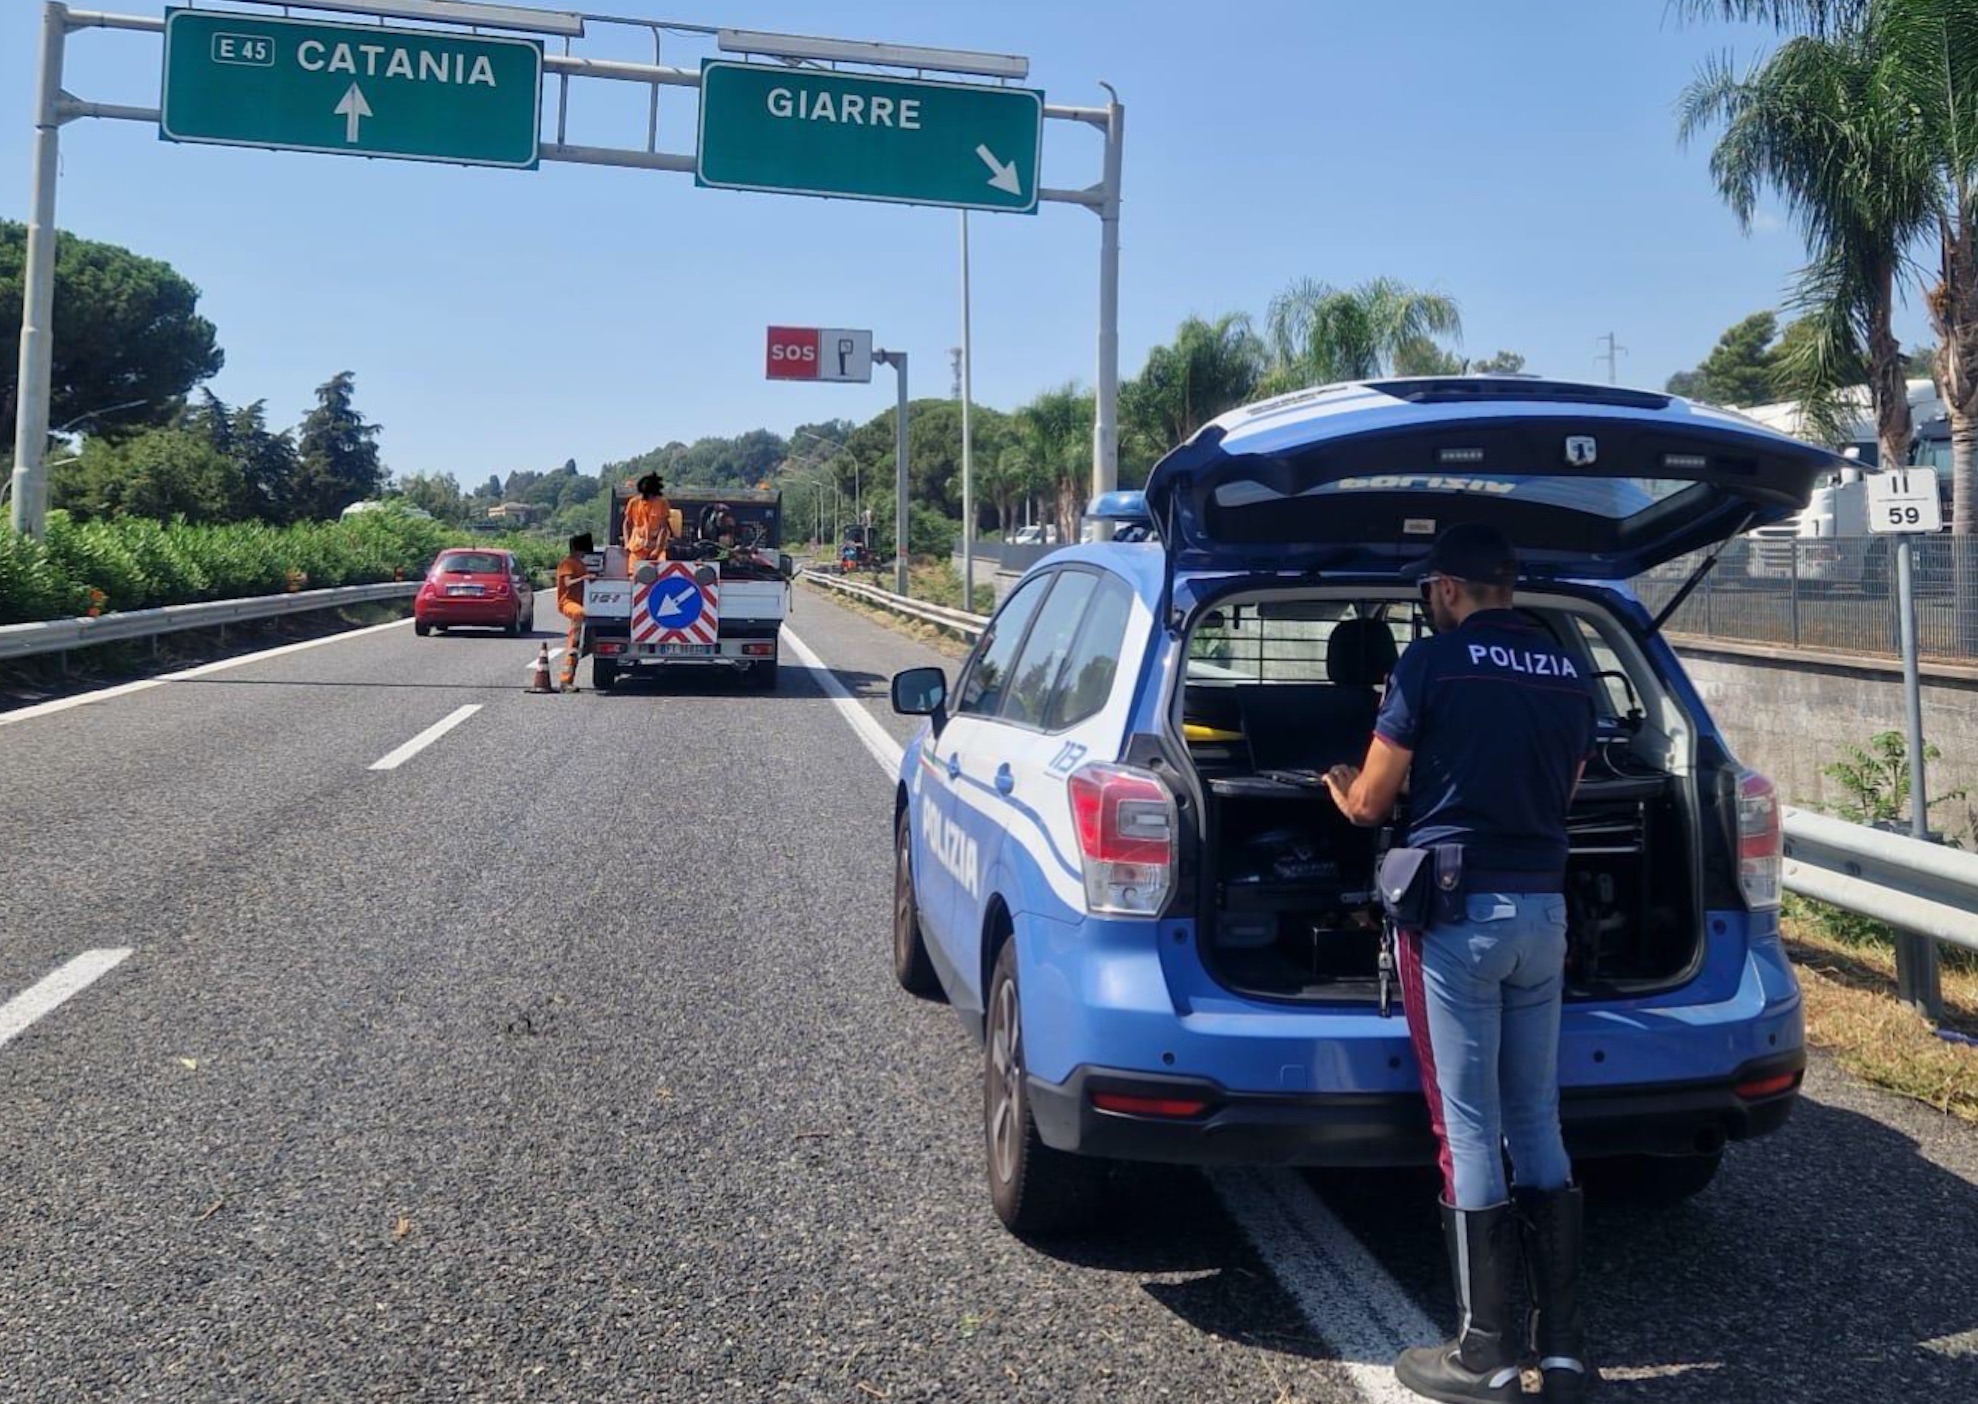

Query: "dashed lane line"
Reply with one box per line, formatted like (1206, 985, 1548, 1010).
(784, 620, 1424, 1404)
(368, 704, 482, 771)
(0, 949, 135, 1051)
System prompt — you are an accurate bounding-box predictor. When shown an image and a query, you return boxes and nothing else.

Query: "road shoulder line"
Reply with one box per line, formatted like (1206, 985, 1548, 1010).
(783, 626, 908, 775)
(0, 613, 417, 730)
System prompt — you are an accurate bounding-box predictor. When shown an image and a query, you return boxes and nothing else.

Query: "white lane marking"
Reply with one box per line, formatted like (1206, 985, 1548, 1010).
(368, 704, 481, 771)
(1210, 1168, 1435, 1400)
(781, 627, 908, 777)
(0, 612, 416, 730)
(0, 949, 134, 1050)
(522, 646, 565, 672)
(794, 617, 1430, 1404)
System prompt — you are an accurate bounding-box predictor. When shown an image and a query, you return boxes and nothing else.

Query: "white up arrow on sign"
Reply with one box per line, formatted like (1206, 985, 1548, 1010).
(975, 144, 1022, 196)
(334, 83, 372, 144)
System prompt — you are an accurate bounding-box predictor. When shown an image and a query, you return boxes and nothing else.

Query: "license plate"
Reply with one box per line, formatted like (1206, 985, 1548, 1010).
(644, 642, 716, 656)
(447, 585, 484, 596)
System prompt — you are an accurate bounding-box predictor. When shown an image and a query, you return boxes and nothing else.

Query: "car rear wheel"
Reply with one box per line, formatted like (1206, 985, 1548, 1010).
(414, 620, 431, 637)
(984, 939, 1107, 1238)
(1581, 1150, 1722, 1206)
(593, 658, 617, 691)
(892, 810, 942, 998)
(749, 660, 780, 691)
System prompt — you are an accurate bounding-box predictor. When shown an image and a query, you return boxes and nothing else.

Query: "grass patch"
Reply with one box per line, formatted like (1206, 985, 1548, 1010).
(1784, 896, 1978, 1123)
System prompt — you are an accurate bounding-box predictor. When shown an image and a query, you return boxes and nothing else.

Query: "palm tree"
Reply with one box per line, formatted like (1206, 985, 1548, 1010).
(1124, 313, 1268, 452)
(1013, 384, 1094, 545)
(1677, 23, 1934, 472)
(1875, 0, 1978, 533)
(1261, 277, 1462, 394)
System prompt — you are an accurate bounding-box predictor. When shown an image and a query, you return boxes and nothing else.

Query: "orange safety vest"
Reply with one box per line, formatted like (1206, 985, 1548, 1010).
(624, 495, 673, 559)
(554, 555, 588, 618)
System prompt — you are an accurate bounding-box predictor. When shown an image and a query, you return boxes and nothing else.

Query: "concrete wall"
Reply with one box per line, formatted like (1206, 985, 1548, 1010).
(1674, 638, 1978, 838)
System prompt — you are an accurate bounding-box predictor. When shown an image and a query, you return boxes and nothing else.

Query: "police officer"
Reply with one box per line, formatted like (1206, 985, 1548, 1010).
(1323, 522, 1597, 1404)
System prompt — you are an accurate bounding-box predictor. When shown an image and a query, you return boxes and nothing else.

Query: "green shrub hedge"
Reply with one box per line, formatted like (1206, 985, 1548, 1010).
(0, 511, 561, 625)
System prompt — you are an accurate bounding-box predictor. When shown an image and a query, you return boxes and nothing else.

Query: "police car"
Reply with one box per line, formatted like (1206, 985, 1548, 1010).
(888, 376, 1838, 1237)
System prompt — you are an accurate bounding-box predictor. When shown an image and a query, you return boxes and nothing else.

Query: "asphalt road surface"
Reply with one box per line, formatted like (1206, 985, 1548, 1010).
(1, 584, 1974, 1402)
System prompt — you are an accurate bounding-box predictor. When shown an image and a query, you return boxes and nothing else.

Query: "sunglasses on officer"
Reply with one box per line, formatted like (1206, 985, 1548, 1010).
(1418, 573, 1463, 608)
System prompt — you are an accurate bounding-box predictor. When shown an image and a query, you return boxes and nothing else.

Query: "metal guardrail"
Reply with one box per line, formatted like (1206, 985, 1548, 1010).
(1782, 809, 1978, 955)
(801, 568, 985, 640)
(0, 581, 418, 662)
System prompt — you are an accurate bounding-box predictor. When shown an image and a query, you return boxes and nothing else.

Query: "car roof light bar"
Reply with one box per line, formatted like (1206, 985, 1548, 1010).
(716, 29, 1029, 80)
(225, 1, 587, 39)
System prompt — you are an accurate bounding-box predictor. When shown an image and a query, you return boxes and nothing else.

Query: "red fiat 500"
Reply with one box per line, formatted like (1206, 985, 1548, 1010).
(414, 549, 534, 636)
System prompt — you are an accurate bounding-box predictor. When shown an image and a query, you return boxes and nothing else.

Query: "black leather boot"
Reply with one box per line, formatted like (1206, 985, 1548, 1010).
(1394, 1200, 1523, 1404)
(1517, 1185, 1596, 1401)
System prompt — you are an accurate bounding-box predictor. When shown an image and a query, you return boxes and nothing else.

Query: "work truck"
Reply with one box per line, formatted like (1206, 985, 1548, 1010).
(580, 486, 794, 691)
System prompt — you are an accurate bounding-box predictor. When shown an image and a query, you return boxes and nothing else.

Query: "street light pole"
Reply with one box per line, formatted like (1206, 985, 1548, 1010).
(876, 349, 910, 595)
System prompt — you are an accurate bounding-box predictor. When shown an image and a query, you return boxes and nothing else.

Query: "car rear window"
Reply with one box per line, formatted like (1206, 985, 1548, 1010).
(436, 553, 507, 574)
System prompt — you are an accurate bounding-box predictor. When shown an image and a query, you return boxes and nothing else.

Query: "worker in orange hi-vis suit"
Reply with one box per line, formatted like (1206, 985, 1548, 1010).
(554, 532, 594, 692)
(622, 473, 673, 579)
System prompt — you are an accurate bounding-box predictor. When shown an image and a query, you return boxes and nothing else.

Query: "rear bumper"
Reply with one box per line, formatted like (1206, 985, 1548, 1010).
(415, 597, 521, 625)
(1025, 1050, 1804, 1167)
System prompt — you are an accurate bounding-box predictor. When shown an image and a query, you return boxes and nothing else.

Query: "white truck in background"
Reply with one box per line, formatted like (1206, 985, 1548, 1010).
(581, 486, 793, 691)
(1739, 377, 1949, 590)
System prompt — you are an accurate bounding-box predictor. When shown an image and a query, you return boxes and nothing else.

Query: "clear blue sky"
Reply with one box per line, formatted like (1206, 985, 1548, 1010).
(0, 0, 1937, 483)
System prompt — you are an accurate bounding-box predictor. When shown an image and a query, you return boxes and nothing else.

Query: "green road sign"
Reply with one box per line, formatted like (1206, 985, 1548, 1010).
(160, 9, 542, 170)
(697, 61, 1043, 214)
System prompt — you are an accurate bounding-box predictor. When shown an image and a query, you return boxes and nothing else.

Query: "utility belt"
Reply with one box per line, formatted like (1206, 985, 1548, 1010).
(1370, 840, 1562, 1018)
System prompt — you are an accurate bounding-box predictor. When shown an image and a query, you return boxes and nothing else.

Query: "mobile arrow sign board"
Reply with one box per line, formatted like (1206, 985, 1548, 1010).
(159, 9, 543, 169)
(696, 61, 1043, 213)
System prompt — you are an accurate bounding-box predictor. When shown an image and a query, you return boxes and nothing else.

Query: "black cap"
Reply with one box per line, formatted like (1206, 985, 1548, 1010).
(1407, 521, 1517, 587)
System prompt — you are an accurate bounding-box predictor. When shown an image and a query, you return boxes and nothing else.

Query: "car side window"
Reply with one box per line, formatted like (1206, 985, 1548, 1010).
(1002, 571, 1100, 729)
(1045, 575, 1135, 731)
(955, 574, 1052, 718)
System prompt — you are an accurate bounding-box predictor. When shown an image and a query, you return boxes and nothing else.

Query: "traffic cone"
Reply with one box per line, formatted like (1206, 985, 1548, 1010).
(526, 643, 554, 694)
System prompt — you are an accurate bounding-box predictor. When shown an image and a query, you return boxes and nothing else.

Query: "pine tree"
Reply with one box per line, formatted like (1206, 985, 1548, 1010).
(292, 371, 383, 520)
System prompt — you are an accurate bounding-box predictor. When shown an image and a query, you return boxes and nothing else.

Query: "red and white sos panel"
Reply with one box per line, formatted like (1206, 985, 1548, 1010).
(765, 326, 874, 383)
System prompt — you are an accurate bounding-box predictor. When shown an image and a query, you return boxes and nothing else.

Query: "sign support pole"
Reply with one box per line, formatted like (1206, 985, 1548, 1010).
(1894, 533, 1943, 1021)
(959, 212, 975, 613)
(877, 350, 911, 596)
(10, 1, 69, 539)
(1090, 86, 1124, 540)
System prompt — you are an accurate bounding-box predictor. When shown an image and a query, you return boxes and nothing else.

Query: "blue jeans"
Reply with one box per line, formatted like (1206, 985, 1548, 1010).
(1398, 891, 1573, 1210)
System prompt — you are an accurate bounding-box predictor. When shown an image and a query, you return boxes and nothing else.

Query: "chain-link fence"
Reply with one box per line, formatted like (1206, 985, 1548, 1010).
(1635, 535, 1978, 661)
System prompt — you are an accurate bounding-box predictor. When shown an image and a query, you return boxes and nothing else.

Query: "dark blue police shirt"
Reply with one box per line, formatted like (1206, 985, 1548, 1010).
(1373, 609, 1598, 890)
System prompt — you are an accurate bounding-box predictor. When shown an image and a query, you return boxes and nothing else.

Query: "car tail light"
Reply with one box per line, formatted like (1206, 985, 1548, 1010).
(595, 640, 625, 656)
(1067, 762, 1176, 917)
(741, 642, 775, 656)
(1735, 1071, 1799, 1101)
(1735, 770, 1782, 910)
(1090, 1091, 1210, 1118)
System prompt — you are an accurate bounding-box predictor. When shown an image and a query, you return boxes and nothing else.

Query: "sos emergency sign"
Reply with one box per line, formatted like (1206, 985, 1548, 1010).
(766, 326, 873, 383)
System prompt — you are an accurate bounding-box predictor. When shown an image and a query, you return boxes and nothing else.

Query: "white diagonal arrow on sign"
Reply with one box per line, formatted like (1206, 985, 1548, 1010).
(975, 144, 1022, 196)
(655, 586, 687, 619)
(334, 83, 372, 144)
